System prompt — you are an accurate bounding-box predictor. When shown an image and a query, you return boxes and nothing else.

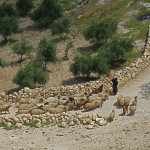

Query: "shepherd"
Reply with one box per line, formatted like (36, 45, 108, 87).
(112, 78, 118, 95)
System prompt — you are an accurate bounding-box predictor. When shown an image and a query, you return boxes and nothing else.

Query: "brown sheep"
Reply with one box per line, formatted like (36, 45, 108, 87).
(132, 96, 137, 106)
(0, 104, 11, 114)
(76, 99, 88, 109)
(130, 105, 136, 116)
(123, 105, 128, 115)
(84, 103, 95, 111)
(108, 110, 115, 122)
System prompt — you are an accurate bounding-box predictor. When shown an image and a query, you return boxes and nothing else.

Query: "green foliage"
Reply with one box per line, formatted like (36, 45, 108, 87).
(13, 61, 49, 89)
(83, 17, 117, 44)
(70, 52, 94, 77)
(0, 16, 19, 41)
(31, 0, 63, 27)
(37, 37, 57, 70)
(63, 41, 73, 60)
(24, 119, 37, 127)
(92, 52, 109, 75)
(16, 0, 34, 16)
(0, 3, 16, 18)
(51, 18, 71, 38)
(0, 57, 6, 68)
(0, 123, 16, 130)
(12, 39, 33, 61)
(107, 36, 133, 64)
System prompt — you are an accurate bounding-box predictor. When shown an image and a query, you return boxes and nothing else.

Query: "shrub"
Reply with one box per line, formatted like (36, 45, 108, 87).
(70, 52, 94, 77)
(83, 18, 117, 44)
(12, 39, 33, 62)
(0, 16, 19, 42)
(13, 62, 49, 89)
(37, 37, 57, 70)
(16, 0, 34, 16)
(0, 57, 6, 68)
(0, 3, 16, 18)
(31, 0, 63, 27)
(51, 18, 71, 38)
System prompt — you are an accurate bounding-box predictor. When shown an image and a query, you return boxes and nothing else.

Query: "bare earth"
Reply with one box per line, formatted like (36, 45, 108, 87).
(0, 59, 150, 150)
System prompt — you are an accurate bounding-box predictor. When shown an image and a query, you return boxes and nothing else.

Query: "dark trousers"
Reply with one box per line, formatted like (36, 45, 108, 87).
(113, 86, 118, 95)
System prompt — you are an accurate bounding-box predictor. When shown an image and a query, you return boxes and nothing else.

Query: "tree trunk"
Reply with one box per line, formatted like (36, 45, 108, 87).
(3, 35, 7, 42)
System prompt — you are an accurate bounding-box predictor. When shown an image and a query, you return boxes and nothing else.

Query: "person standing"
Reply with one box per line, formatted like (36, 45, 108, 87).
(112, 78, 118, 95)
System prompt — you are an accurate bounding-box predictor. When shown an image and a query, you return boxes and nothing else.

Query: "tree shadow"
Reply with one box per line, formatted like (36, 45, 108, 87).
(77, 44, 98, 53)
(61, 76, 99, 86)
(6, 87, 22, 95)
(7, 60, 21, 67)
(25, 23, 45, 32)
(113, 102, 122, 109)
(126, 112, 133, 116)
(119, 113, 125, 116)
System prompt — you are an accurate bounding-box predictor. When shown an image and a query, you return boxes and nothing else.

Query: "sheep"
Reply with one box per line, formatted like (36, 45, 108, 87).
(76, 99, 88, 109)
(124, 96, 131, 107)
(130, 105, 136, 116)
(84, 103, 95, 111)
(66, 101, 76, 110)
(118, 97, 125, 107)
(108, 110, 115, 122)
(28, 99, 39, 106)
(88, 96, 103, 103)
(94, 100, 103, 108)
(123, 105, 128, 115)
(48, 107, 64, 114)
(117, 95, 123, 104)
(18, 104, 31, 111)
(0, 104, 11, 114)
(0, 100, 6, 105)
(44, 97, 59, 104)
(18, 109, 29, 114)
(132, 96, 137, 106)
(19, 98, 29, 105)
(30, 109, 45, 115)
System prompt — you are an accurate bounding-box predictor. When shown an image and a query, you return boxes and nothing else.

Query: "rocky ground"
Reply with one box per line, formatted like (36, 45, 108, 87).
(0, 56, 150, 150)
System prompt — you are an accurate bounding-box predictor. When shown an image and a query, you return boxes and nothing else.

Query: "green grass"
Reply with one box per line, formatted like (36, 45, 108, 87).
(0, 123, 16, 130)
(24, 120, 38, 128)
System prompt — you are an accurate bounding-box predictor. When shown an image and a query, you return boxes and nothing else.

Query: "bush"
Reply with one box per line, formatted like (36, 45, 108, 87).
(51, 18, 71, 38)
(0, 16, 19, 42)
(0, 57, 6, 68)
(12, 39, 33, 61)
(98, 36, 133, 67)
(92, 52, 109, 75)
(31, 0, 63, 27)
(83, 18, 117, 44)
(13, 62, 49, 89)
(16, 0, 34, 16)
(0, 3, 16, 18)
(70, 52, 94, 77)
(107, 36, 133, 64)
(37, 37, 57, 70)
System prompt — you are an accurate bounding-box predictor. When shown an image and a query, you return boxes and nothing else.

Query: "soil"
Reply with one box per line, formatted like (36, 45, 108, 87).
(0, 57, 150, 150)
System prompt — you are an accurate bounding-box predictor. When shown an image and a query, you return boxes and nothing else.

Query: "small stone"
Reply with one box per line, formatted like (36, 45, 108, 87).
(99, 120, 107, 126)
(16, 123, 23, 129)
(36, 122, 42, 128)
(86, 125, 94, 130)
(58, 122, 67, 128)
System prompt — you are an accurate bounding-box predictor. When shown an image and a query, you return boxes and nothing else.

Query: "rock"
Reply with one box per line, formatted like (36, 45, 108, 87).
(6, 122, 12, 127)
(86, 125, 94, 129)
(58, 122, 67, 128)
(16, 123, 23, 129)
(99, 120, 107, 126)
(36, 122, 42, 128)
(69, 121, 75, 126)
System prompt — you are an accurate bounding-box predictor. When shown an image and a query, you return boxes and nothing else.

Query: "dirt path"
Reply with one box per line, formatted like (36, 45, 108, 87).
(0, 64, 150, 150)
